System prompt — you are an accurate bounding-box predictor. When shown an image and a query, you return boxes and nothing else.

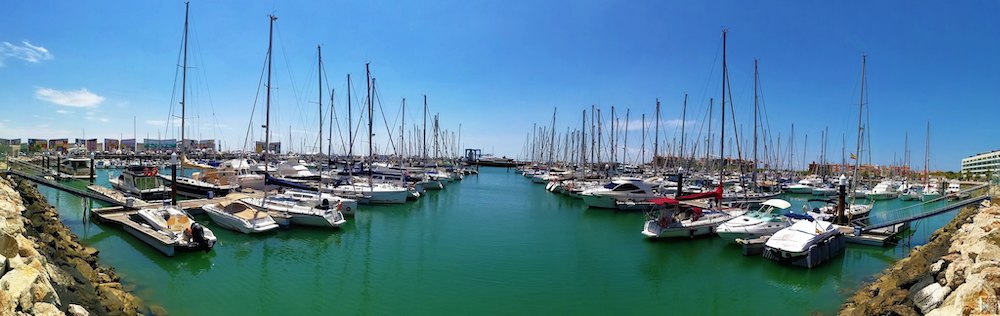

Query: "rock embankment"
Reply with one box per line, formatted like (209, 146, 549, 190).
(0, 174, 144, 316)
(841, 196, 1000, 315)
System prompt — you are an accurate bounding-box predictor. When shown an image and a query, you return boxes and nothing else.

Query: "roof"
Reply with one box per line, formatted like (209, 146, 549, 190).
(762, 199, 792, 209)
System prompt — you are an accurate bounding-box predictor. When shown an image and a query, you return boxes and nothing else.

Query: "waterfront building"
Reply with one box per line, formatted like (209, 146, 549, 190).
(960, 149, 1000, 178)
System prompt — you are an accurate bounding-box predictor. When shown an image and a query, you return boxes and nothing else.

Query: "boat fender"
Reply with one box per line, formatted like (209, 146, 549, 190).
(151, 167, 158, 176)
(143, 167, 151, 176)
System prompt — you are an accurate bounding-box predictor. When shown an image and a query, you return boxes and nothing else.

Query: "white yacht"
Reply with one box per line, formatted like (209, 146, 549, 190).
(922, 179, 942, 200)
(581, 178, 662, 209)
(866, 180, 899, 200)
(762, 219, 844, 266)
(641, 198, 748, 238)
(808, 202, 873, 222)
(202, 200, 280, 234)
(945, 182, 961, 195)
(716, 199, 793, 243)
(242, 193, 347, 228)
(276, 160, 320, 181)
(326, 182, 409, 204)
(110, 165, 170, 201)
(126, 205, 217, 256)
(786, 176, 823, 194)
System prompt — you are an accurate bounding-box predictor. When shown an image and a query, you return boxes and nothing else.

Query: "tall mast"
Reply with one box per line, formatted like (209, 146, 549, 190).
(263, 14, 276, 168)
(366, 63, 373, 189)
(752, 59, 759, 188)
(581, 110, 587, 166)
(549, 107, 556, 165)
(680, 94, 687, 168)
(654, 99, 660, 169)
(924, 121, 930, 185)
(347, 74, 353, 159)
(622, 108, 629, 164)
(317, 45, 323, 191)
(423, 95, 428, 160)
(180, 1, 189, 163)
(719, 29, 727, 188)
(641, 113, 645, 164)
(851, 55, 866, 194)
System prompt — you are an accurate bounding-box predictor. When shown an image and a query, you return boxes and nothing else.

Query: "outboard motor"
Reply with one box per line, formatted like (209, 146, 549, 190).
(190, 222, 212, 252)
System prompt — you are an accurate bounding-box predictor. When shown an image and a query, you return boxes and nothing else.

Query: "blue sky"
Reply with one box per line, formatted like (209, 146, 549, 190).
(1, 1, 997, 171)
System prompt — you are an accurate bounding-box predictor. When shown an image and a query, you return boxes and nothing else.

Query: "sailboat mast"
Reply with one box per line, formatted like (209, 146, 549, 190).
(680, 94, 687, 168)
(423, 95, 427, 160)
(366, 63, 373, 189)
(263, 15, 276, 168)
(654, 99, 660, 169)
(318, 45, 323, 191)
(719, 29, 727, 188)
(180, 2, 189, 163)
(851, 54, 866, 193)
(622, 109, 629, 164)
(752, 59, 759, 188)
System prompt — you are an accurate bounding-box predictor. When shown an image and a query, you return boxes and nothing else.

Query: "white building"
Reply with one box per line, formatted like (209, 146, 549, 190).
(961, 149, 1000, 178)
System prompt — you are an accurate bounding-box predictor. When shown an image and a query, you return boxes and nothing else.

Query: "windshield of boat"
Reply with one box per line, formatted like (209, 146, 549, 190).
(603, 183, 617, 189)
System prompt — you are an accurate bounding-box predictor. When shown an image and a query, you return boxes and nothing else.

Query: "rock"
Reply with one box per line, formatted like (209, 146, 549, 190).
(0, 233, 18, 258)
(0, 289, 15, 316)
(929, 259, 946, 275)
(66, 304, 90, 316)
(944, 259, 969, 289)
(0, 264, 58, 310)
(68, 257, 96, 283)
(30, 302, 64, 316)
(15, 234, 39, 259)
(1, 254, 6, 275)
(98, 285, 139, 315)
(149, 304, 168, 316)
(909, 278, 951, 313)
(970, 261, 1000, 274)
(45, 262, 76, 288)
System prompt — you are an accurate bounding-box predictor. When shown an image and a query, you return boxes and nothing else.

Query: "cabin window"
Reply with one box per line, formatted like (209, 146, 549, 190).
(613, 184, 640, 191)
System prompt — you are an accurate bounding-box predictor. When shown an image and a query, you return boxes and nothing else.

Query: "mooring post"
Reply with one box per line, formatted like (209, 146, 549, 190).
(675, 167, 684, 198)
(56, 152, 61, 177)
(170, 152, 178, 206)
(837, 174, 847, 225)
(89, 152, 96, 183)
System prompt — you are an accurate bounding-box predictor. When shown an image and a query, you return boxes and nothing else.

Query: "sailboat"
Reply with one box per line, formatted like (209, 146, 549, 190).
(641, 29, 747, 238)
(157, 2, 239, 198)
(921, 122, 942, 200)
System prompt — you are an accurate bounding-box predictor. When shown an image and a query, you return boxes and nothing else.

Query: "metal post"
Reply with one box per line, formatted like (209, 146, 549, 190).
(837, 174, 847, 224)
(89, 152, 96, 183)
(171, 152, 178, 206)
(675, 167, 684, 198)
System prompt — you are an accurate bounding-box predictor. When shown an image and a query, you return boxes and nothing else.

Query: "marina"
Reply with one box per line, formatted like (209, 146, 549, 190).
(2, 1, 1000, 315)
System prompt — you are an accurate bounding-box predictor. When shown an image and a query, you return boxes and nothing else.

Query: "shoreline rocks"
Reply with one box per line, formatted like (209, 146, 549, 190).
(841, 195, 1000, 315)
(0, 174, 146, 316)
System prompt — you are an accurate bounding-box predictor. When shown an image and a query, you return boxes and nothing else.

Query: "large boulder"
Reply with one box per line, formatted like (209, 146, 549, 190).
(30, 302, 64, 316)
(0, 264, 60, 310)
(0, 234, 18, 258)
(908, 275, 951, 314)
(66, 304, 90, 316)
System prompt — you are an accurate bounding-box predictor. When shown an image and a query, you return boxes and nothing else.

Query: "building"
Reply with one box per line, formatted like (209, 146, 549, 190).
(255, 141, 281, 154)
(961, 149, 1000, 178)
(49, 139, 69, 153)
(143, 139, 177, 152)
(27, 139, 48, 152)
(0, 138, 20, 155)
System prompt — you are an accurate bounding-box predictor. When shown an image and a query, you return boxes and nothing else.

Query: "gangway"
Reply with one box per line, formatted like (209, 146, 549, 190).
(856, 183, 991, 233)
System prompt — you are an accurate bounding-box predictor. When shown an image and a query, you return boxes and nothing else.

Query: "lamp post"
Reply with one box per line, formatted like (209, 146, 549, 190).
(837, 174, 847, 224)
(170, 152, 178, 206)
(89, 152, 96, 183)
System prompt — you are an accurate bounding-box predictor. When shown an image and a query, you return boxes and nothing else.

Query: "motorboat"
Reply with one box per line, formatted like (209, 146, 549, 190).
(110, 165, 170, 201)
(276, 189, 358, 216)
(57, 147, 93, 179)
(786, 176, 822, 194)
(581, 178, 663, 209)
(275, 160, 321, 181)
(325, 182, 409, 204)
(716, 199, 793, 243)
(242, 192, 347, 228)
(126, 205, 216, 256)
(866, 180, 899, 200)
(810, 185, 838, 196)
(202, 199, 280, 234)
(944, 182, 961, 195)
(807, 200, 873, 222)
(762, 219, 844, 268)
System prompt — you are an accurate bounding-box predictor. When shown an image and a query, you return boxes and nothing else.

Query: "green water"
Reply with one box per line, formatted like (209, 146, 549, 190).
(36, 167, 957, 315)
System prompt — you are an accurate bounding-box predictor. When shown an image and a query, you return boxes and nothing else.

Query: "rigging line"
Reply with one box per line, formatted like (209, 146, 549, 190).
(349, 74, 367, 154)
(192, 26, 225, 145)
(240, 46, 270, 154)
(165, 17, 186, 144)
(275, 24, 310, 147)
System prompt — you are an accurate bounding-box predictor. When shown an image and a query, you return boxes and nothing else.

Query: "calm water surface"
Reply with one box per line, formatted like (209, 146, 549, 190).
(37, 167, 956, 315)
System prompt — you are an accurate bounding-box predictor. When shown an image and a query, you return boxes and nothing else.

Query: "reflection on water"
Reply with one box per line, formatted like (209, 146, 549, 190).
(30, 168, 964, 315)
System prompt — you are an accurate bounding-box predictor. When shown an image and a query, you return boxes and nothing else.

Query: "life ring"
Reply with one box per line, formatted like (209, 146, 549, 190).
(151, 167, 158, 176)
(142, 167, 151, 177)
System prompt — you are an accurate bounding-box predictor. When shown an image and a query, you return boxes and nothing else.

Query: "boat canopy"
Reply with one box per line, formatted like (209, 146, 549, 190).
(648, 197, 679, 206)
(761, 199, 792, 210)
(675, 185, 723, 201)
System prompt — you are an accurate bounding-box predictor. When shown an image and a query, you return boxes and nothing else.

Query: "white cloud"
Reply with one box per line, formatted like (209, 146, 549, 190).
(34, 87, 105, 108)
(85, 116, 110, 123)
(0, 41, 53, 66)
(55, 109, 73, 114)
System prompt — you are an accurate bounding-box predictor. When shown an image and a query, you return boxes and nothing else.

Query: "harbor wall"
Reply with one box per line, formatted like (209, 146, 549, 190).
(840, 187, 1000, 315)
(0, 173, 145, 315)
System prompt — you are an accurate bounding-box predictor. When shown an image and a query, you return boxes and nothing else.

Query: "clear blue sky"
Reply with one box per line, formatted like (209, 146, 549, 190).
(1, 0, 997, 171)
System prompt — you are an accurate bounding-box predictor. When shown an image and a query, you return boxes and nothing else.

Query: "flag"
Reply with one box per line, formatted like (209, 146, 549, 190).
(850, 153, 857, 160)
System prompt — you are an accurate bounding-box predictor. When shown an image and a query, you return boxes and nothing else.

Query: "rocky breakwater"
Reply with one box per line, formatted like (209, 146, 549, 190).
(841, 197, 1000, 315)
(0, 175, 144, 315)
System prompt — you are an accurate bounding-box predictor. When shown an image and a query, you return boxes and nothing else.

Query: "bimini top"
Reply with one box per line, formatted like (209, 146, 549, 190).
(648, 197, 679, 206)
(761, 199, 792, 210)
